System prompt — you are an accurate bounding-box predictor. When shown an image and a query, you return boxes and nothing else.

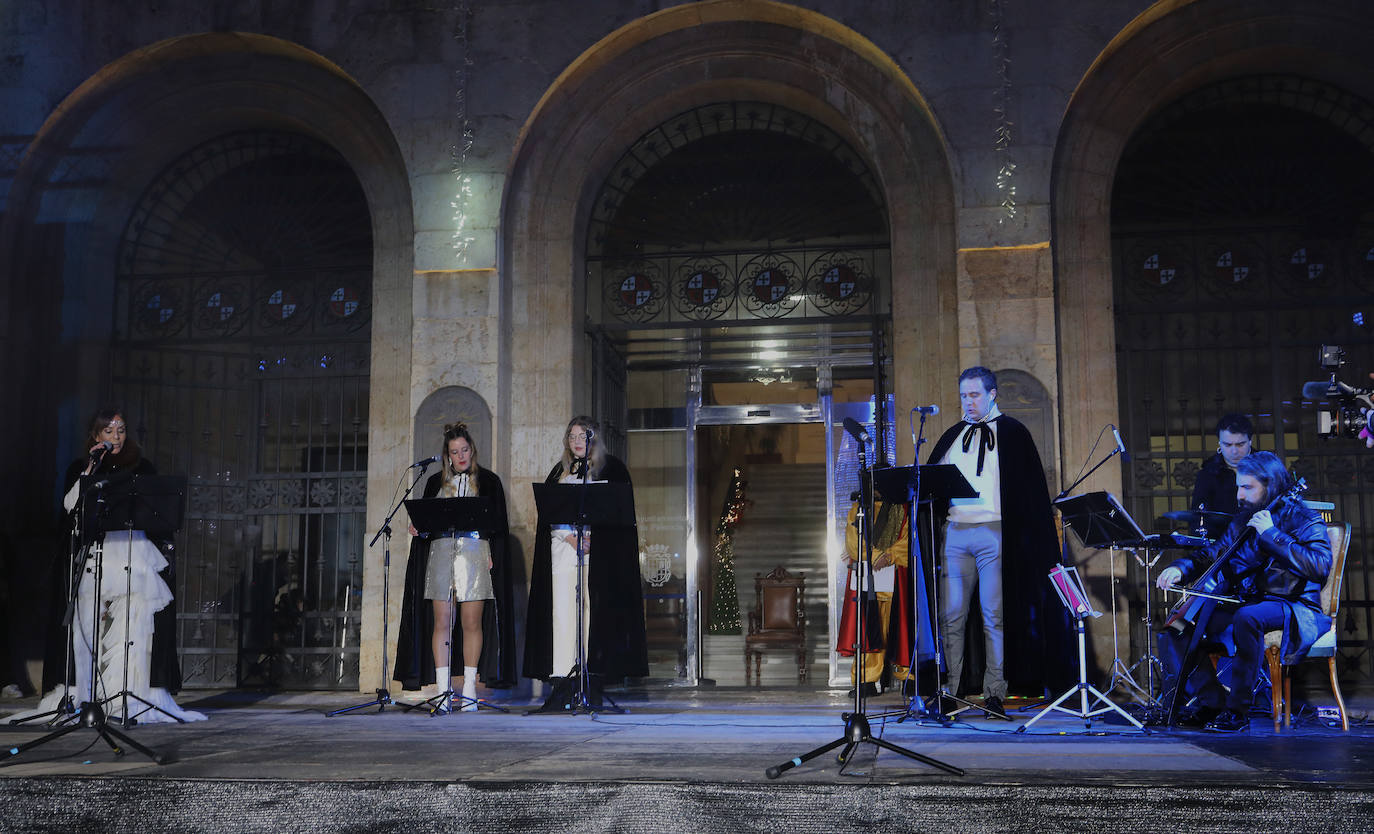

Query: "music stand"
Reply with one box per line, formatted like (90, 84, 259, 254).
(527, 481, 635, 715)
(86, 474, 187, 727)
(1056, 491, 1166, 708)
(1054, 491, 1144, 550)
(400, 496, 509, 714)
(875, 464, 984, 720)
(1016, 563, 1145, 732)
(867, 465, 977, 721)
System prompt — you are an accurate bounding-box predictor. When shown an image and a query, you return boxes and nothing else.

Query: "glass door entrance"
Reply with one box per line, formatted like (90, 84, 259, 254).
(627, 360, 887, 687)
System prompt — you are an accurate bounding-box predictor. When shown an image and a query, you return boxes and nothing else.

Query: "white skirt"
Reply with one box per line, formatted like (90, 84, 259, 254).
(13, 530, 206, 725)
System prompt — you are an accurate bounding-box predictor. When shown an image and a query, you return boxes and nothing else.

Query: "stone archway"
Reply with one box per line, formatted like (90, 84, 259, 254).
(499, 0, 959, 540)
(1052, 0, 1374, 501)
(0, 32, 414, 690)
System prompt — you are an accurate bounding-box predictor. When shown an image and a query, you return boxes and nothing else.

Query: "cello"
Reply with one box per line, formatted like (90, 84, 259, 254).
(1160, 475, 1307, 723)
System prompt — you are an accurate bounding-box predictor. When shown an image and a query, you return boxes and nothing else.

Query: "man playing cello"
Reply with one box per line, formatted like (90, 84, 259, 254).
(1155, 451, 1331, 732)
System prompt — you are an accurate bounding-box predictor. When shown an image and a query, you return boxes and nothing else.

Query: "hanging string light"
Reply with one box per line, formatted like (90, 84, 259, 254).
(991, 0, 1017, 224)
(450, 2, 476, 262)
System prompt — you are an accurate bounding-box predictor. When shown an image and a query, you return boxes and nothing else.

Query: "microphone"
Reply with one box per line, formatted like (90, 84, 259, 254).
(410, 455, 441, 469)
(1111, 424, 1130, 462)
(1302, 380, 1338, 400)
(911, 404, 940, 415)
(842, 417, 870, 446)
(89, 441, 113, 461)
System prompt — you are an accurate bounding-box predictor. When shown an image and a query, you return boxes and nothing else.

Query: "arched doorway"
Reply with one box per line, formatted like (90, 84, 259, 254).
(114, 131, 374, 688)
(585, 101, 892, 684)
(0, 33, 414, 693)
(502, 1, 958, 688)
(1111, 75, 1374, 687)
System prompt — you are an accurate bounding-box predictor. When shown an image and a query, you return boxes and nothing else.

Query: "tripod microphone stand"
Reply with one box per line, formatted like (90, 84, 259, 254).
(766, 422, 962, 779)
(327, 461, 429, 717)
(9, 480, 93, 730)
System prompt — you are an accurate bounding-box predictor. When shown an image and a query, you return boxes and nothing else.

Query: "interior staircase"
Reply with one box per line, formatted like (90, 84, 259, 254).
(703, 462, 833, 686)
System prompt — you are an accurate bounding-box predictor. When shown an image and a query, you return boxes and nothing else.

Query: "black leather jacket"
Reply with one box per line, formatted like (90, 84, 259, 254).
(1167, 498, 1331, 611)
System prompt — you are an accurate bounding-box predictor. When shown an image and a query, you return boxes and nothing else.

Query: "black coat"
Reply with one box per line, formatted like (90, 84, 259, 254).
(1165, 498, 1331, 663)
(926, 415, 1075, 696)
(1191, 453, 1239, 516)
(522, 455, 648, 681)
(393, 467, 518, 689)
(45, 456, 182, 693)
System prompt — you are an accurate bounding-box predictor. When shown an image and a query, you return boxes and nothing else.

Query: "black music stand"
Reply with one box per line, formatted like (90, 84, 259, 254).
(401, 496, 509, 714)
(1054, 491, 1145, 550)
(87, 474, 187, 727)
(6, 473, 186, 765)
(1056, 490, 1170, 708)
(527, 481, 635, 715)
(875, 464, 982, 721)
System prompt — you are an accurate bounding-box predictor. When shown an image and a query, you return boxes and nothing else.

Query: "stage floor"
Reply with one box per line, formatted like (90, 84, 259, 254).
(2, 685, 1370, 785)
(3, 686, 1373, 833)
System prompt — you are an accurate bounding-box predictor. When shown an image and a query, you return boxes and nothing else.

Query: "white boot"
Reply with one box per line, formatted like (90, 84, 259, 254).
(435, 665, 451, 713)
(460, 666, 479, 711)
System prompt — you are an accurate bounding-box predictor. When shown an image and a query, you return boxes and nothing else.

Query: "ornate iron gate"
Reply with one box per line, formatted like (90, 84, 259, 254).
(1112, 76, 1374, 692)
(112, 131, 372, 688)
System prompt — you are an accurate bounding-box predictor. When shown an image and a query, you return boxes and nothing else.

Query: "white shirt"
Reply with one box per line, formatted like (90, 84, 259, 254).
(941, 405, 1002, 524)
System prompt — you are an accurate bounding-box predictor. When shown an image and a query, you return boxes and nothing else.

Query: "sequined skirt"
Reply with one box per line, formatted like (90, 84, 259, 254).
(423, 535, 494, 602)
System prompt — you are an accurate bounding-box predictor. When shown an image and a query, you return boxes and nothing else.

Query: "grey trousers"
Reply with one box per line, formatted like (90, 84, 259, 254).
(940, 520, 1005, 699)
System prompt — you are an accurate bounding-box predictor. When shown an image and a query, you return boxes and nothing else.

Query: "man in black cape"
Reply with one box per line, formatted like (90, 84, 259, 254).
(925, 366, 1072, 715)
(393, 466, 517, 691)
(522, 453, 648, 684)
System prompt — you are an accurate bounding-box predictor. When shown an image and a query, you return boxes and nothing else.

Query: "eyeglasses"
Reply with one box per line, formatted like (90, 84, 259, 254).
(568, 433, 589, 442)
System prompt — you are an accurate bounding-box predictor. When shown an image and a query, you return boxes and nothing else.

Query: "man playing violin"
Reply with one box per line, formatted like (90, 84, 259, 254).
(1155, 451, 1332, 732)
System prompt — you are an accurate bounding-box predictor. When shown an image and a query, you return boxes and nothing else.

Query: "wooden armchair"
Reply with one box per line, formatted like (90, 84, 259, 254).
(744, 566, 807, 685)
(1264, 521, 1350, 731)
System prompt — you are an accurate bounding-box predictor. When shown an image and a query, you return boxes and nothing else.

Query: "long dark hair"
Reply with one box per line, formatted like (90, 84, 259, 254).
(1236, 450, 1293, 503)
(84, 407, 140, 467)
(560, 415, 606, 480)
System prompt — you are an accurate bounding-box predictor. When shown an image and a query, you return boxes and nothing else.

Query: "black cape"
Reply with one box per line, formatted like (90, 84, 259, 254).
(926, 414, 1074, 696)
(44, 456, 183, 693)
(393, 467, 517, 689)
(522, 454, 648, 681)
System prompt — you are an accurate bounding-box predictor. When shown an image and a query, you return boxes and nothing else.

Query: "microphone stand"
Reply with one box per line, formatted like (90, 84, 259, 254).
(327, 461, 429, 716)
(766, 427, 962, 779)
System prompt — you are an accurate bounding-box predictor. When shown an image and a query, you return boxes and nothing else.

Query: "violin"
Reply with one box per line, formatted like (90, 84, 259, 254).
(1161, 476, 1307, 633)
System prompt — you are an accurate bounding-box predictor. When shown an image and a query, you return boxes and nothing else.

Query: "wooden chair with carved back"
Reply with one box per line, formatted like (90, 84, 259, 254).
(744, 566, 807, 685)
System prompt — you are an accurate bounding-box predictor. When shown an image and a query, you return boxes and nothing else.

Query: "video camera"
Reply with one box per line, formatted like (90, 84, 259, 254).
(1302, 344, 1372, 439)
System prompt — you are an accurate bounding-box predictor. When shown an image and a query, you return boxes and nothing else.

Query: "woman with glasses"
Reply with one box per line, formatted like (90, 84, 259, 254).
(523, 416, 647, 691)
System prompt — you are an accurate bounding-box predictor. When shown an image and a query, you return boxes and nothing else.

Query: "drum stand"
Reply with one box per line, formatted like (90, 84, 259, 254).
(1102, 544, 1166, 709)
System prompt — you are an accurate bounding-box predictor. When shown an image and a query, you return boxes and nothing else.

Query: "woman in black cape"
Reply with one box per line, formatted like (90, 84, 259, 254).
(523, 416, 647, 683)
(394, 423, 516, 704)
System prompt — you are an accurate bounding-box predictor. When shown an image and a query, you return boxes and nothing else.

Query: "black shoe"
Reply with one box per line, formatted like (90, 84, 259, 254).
(983, 696, 1011, 720)
(1176, 705, 1217, 729)
(1203, 709, 1250, 733)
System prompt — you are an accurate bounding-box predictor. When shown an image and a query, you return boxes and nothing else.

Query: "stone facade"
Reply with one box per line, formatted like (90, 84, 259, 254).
(3, 0, 1371, 691)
